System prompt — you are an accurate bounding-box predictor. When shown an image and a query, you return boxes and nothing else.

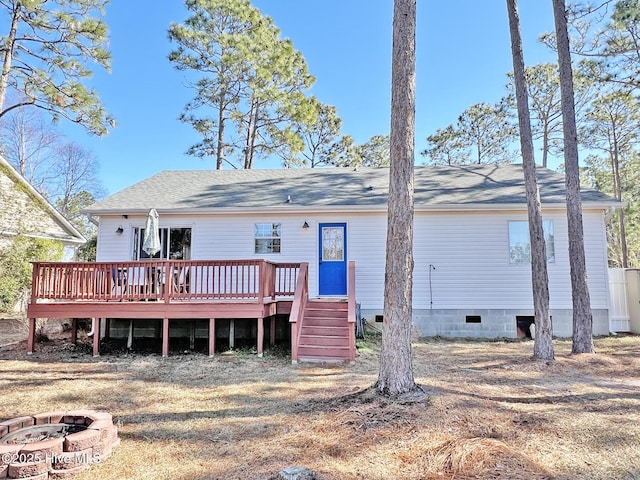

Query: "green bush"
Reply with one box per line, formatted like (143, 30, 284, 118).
(77, 235, 97, 261)
(0, 236, 63, 311)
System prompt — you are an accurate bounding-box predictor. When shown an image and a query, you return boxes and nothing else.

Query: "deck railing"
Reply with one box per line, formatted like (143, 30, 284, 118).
(347, 260, 357, 361)
(289, 262, 309, 363)
(289, 261, 355, 363)
(30, 260, 300, 304)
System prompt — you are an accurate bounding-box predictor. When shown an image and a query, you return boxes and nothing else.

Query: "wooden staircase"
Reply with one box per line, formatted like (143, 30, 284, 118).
(297, 300, 354, 362)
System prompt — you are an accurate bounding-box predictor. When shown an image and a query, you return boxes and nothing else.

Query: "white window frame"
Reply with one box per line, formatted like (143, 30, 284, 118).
(254, 223, 281, 254)
(508, 220, 555, 264)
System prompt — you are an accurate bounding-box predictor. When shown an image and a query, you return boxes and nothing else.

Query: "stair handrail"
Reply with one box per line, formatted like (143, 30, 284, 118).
(289, 262, 309, 363)
(347, 261, 357, 361)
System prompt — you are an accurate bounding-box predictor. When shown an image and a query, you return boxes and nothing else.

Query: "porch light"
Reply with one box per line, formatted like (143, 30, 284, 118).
(302, 221, 310, 230)
(115, 226, 124, 235)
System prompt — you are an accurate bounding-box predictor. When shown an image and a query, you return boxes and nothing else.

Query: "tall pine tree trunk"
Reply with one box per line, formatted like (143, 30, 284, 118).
(619, 208, 628, 268)
(376, 0, 420, 397)
(552, 0, 594, 354)
(542, 124, 550, 168)
(611, 141, 628, 267)
(506, 0, 554, 360)
(243, 97, 259, 169)
(216, 95, 226, 170)
(0, 4, 21, 114)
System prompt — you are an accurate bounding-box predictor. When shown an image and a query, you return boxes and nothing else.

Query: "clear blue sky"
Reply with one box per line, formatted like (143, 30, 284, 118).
(61, 1, 559, 196)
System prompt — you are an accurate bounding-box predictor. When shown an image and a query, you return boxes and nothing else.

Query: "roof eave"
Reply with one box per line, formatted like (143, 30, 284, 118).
(83, 200, 620, 217)
(0, 230, 86, 244)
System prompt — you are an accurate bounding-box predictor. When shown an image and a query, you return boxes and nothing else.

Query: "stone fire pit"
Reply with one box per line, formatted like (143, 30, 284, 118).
(0, 410, 119, 479)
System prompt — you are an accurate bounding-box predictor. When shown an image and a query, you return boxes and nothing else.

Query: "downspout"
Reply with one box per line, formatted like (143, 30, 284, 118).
(87, 213, 99, 226)
(604, 206, 616, 225)
(87, 318, 96, 337)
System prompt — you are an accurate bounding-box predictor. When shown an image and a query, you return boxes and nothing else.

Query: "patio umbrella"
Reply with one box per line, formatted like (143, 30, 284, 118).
(142, 208, 161, 256)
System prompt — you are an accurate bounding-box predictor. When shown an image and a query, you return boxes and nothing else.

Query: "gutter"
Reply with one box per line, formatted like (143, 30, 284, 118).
(0, 230, 86, 245)
(83, 201, 620, 217)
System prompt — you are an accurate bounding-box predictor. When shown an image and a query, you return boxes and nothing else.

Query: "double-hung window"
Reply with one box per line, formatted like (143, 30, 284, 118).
(508, 221, 555, 263)
(254, 223, 281, 254)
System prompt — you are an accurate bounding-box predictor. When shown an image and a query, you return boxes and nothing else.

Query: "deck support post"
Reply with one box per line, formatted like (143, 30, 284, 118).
(291, 321, 298, 364)
(127, 320, 134, 349)
(27, 318, 36, 354)
(162, 317, 169, 358)
(269, 317, 276, 346)
(71, 319, 78, 344)
(229, 319, 235, 349)
(209, 318, 215, 357)
(257, 317, 264, 357)
(92, 318, 101, 357)
(190, 320, 196, 350)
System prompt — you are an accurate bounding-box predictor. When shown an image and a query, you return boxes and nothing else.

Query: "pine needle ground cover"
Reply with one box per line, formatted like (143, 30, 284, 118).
(0, 324, 638, 480)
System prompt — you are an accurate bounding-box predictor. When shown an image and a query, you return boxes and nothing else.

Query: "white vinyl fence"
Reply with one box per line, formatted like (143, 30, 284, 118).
(608, 268, 630, 333)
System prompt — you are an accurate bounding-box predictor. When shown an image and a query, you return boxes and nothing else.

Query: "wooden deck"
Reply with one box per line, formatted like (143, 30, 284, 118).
(27, 260, 300, 357)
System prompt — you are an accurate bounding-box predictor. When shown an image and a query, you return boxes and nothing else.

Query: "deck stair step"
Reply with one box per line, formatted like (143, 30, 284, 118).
(297, 299, 354, 363)
(301, 317, 349, 328)
(299, 335, 351, 347)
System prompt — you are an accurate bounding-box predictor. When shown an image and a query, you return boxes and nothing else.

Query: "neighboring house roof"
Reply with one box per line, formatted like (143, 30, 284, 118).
(85, 164, 620, 215)
(0, 155, 85, 245)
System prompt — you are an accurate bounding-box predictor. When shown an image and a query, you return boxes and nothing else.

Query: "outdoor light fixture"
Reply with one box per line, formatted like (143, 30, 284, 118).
(303, 221, 310, 230)
(115, 226, 124, 235)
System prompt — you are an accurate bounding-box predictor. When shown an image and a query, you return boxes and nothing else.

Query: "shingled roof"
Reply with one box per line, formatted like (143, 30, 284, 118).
(86, 164, 618, 215)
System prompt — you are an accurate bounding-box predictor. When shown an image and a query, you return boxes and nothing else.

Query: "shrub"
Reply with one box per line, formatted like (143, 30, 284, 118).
(0, 235, 63, 312)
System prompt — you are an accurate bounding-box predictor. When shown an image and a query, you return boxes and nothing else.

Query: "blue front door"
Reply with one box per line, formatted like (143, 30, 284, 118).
(318, 223, 347, 296)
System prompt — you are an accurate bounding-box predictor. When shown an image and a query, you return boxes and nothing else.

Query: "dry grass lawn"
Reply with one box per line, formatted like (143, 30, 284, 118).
(0, 322, 639, 480)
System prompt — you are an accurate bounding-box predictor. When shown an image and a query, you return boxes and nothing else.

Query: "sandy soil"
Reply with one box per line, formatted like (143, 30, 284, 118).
(0, 319, 639, 480)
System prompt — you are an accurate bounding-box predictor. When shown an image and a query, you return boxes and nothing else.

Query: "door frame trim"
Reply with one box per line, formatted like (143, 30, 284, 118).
(317, 222, 348, 297)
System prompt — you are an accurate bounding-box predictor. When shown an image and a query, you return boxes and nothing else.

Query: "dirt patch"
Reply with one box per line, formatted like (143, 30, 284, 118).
(0, 317, 28, 351)
(0, 317, 92, 360)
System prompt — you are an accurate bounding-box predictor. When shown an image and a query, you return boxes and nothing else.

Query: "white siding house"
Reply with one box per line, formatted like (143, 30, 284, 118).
(85, 164, 620, 339)
(0, 156, 85, 261)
